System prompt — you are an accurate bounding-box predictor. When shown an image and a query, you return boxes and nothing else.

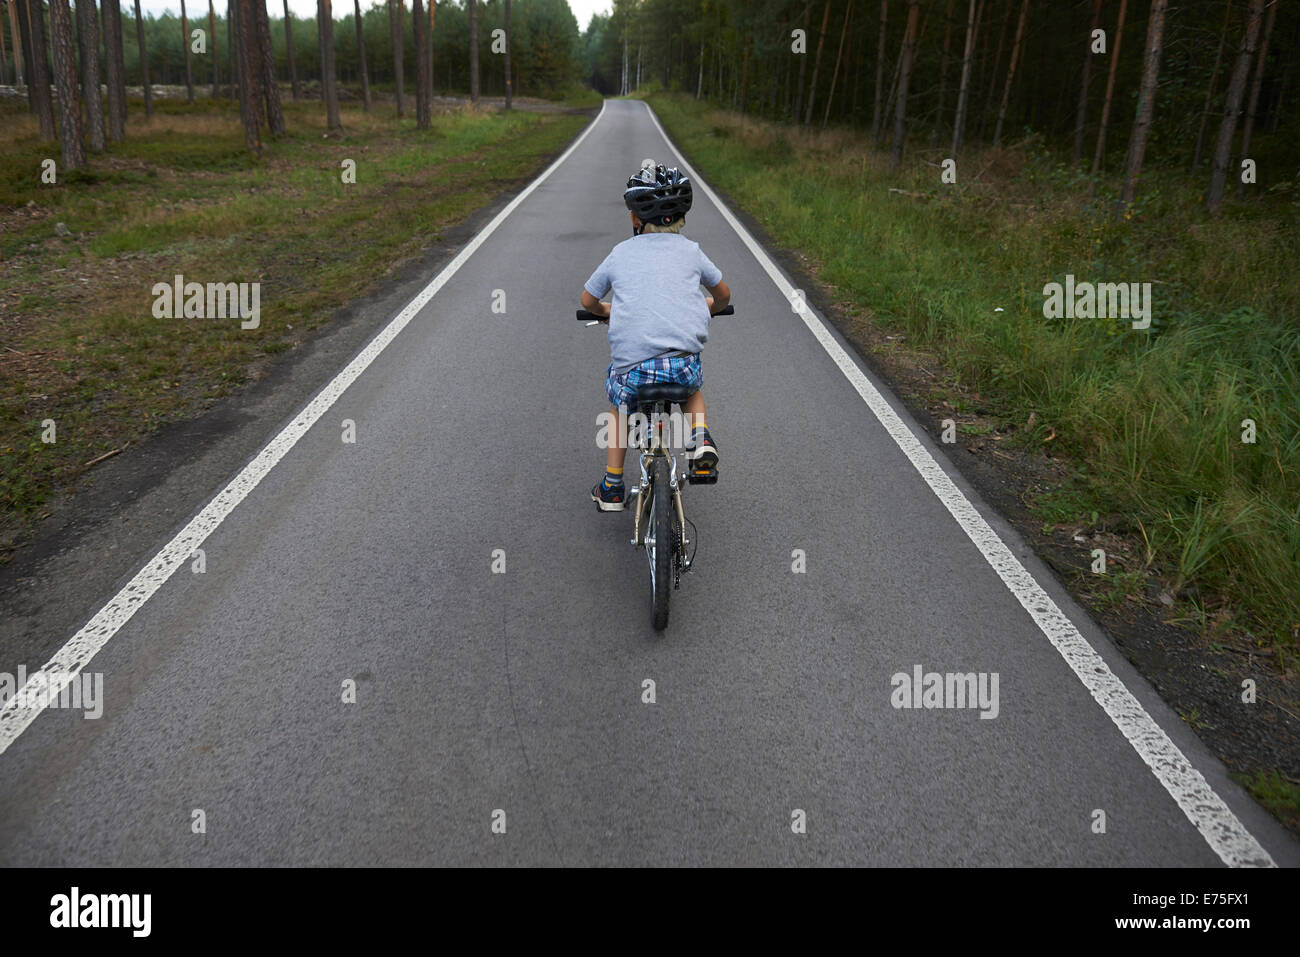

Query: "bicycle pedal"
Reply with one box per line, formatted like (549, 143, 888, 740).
(686, 467, 718, 485)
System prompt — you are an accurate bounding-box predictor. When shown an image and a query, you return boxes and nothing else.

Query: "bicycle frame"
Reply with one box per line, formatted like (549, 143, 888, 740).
(628, 407, 690, 570)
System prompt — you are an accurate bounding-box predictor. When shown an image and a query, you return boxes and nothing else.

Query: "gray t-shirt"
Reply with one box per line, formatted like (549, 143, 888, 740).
(584, 233, 723, 374)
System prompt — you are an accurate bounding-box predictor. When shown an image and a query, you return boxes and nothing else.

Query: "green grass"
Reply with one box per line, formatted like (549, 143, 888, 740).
(647, 92, 1300, 649)
(551, 84, 604, 110)
(1232, 770, 1300, 828)
(1, 94, 589, 554)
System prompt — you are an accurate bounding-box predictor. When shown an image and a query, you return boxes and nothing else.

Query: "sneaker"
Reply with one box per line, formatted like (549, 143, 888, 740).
(591, 478, 626, 512)
(688, 429, 719, 471)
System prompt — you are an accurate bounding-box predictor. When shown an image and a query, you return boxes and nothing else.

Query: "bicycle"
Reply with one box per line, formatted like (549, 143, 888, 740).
(577, 304, 735, 630)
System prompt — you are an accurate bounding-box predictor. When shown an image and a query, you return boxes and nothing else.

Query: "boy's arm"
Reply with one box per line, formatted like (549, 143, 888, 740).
(704, 280, 731, 315)
(580, 289, 611, 319)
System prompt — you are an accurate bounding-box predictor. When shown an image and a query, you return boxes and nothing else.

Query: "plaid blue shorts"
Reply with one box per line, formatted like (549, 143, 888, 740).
(605, 354, 702, 412)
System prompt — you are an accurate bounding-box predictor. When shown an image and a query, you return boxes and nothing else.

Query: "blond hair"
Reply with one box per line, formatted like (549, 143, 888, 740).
(640, 217, 686, 234)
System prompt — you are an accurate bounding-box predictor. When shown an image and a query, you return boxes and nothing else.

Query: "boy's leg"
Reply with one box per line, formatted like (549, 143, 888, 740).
(683, 390, 706, 433)
(593, 404, 629, 510)
(684, 390, 718, 470)
(605, 404, 628, 476)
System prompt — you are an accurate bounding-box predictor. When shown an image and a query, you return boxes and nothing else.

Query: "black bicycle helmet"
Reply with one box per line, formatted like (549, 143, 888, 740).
(623, 161, 693, 228)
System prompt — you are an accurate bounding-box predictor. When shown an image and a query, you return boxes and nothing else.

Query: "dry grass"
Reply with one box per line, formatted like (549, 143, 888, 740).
(1, 95, 588, 557)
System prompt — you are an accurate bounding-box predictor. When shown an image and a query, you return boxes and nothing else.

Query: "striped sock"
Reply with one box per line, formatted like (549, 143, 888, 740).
(603, 467, 624, 489)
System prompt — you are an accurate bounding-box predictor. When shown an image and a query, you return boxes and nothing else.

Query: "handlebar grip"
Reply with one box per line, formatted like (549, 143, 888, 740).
(712, 305, 734, 316)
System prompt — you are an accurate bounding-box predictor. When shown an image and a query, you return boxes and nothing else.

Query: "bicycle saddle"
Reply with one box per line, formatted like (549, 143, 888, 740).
(636, 383, 695, 404)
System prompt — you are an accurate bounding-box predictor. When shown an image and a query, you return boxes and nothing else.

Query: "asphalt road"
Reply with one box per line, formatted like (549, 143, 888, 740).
(1, 99, 1295, 866)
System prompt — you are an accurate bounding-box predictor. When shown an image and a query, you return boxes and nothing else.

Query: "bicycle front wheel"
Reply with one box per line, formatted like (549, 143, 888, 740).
(648, 457, 673, 631)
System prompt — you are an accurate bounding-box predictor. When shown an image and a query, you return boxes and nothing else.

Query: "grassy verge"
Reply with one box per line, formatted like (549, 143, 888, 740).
(552, 85, 605, 110)
(0, 94, 589, 556)
(646, 92, 1300, 654)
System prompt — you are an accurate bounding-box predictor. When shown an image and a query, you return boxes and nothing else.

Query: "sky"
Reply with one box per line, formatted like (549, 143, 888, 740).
(133, 0, 613, 32)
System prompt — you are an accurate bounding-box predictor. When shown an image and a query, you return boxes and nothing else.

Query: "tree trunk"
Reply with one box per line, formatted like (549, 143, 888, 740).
(1208, 0, 1264, 211)
(717, 36, 728, 100)
(1, 4, 10, 83)
(849, 1, 862, 118)
(227, 0, 235, 97)
(982, 0, 1009, 134)
(234, 0, 260, 148)
(6, 0, 24, 87)
(389, 0, 403, 114)
(467, 0, 478, 101)
(319, 0, 340, 128)
(803, 0, 831, 127)
(48, 0, 85, 167)
(1091, 0, 1127, 172)
(412, 0, 428, 126)
(1118, 0, 1168, 208)
(823, 0, 853, 128)
(76, 0, 106, 150)
(780, 35, 790, 115)
(281, 1, 298, 100)
(792, 0, 809, 119)
(889, 0, 919, 170)
(697, 38, 704, 100)
(1192, 0, 1233, 171)
(739, 34, 750, 118)
(881, 2, 926, 134)
(880, 24, 902, 130)
(951, 0, 977, 154)
(133, 0, 152, 117)
(1072, 0, 1102, 165)
(21, 0, 57, 138)
(103, 0, 127, 134)
(992, 0, 1028, 147)
(354, 0, 370, 109)
(1270, 15, 1291, 132)
(241, 0, 262, 117)
(181, 0, 193, 102)
(502, 0, 511, 109)
(1235, 0, 1276, 198)
(209, 0, 217, 99)
(253, 0, 282, 132)
(16, 0, 36, 111)
(872, 0, 887, 142)
(934, 0, 955, 141)
(426, 0, 433, 100)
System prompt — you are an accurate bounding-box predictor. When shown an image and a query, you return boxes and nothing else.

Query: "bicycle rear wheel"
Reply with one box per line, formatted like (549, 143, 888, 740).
(648, 457, 672, 630)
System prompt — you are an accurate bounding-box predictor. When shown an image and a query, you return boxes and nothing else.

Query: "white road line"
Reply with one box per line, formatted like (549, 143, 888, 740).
(0, 102, 609, 757)
(641, 101, 1275, 868)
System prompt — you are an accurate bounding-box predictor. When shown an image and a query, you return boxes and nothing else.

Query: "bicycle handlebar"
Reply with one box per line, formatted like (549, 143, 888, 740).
(576, 304, 734, 322)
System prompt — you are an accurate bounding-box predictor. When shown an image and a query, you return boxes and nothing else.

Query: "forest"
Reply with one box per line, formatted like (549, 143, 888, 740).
(2, 0, 583, 155)
(582, 0, 1296, 209)
(6, 0, 1295, 206)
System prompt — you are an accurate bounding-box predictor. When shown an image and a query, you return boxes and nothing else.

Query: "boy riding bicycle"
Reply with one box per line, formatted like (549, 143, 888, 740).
(580, 161, 731, 512)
